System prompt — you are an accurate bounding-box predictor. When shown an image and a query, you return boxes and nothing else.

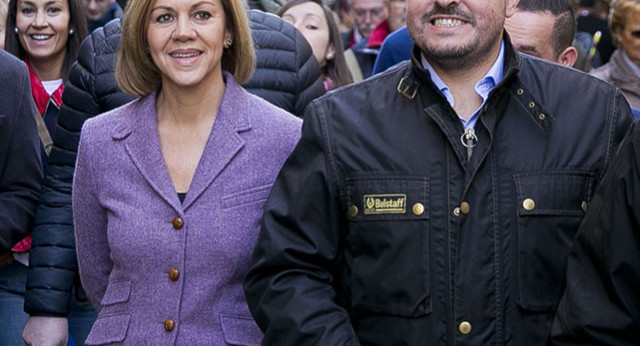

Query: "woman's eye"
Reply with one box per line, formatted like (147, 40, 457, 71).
(194, 11, 211, 20)
(156, 13, 173, 23)
(305, 24, 318, 30)
(47, 7, 61, 14)
(20, 7, 35, 15)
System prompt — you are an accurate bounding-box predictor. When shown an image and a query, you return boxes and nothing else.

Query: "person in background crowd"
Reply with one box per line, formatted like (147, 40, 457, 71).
(3, 0, 88, 345)
(73, 0, 301, 343)
(504, 0, 578, 67)
(576, 0, 614, 66)
(342, 0, 387, 47)
(0, 0, 9, 49)
(590, 0, 640, 110)
(20, 7, 324, 346)
(0, 49, 43, 346)
(371, 24, 410, 74)
(243, 0, 633, 343)
(83, 0, 121, 33)
(341, 0, 387, 79)
(359, 0, 406, 74)
(332, 0, 354, 32)
(279, 0, 353, 90)
(551, 119, 640, 344)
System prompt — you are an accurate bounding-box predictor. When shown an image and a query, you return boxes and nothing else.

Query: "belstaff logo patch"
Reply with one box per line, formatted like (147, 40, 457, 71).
(363, 194, 407, 214)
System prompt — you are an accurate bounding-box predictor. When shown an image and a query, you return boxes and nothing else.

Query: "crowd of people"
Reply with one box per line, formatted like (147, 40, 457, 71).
(0, 0, 639, 345)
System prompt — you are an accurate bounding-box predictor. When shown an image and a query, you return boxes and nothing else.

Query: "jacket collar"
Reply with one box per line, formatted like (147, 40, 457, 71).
(25, 56, 64, 116)
(112, 71, 251, 212)
(404, 31, 553, 132)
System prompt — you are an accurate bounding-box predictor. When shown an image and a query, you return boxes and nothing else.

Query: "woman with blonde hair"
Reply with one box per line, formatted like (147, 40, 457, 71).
(590, 0, 640, 108)
(73, 0, 301, 343)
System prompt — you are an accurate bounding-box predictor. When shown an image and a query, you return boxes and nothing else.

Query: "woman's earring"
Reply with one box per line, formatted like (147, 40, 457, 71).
(69, 28, 74, 36)
(14, 27, 18, 34)
(326, 52, 335, 60)
(224, 39, 232, 48)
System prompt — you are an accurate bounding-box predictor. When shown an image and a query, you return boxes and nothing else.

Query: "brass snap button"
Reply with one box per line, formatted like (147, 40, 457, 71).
(523, 198, 535, 211)
(459, 321, 472, 335)
(412, 203, 425, 216)
(349, 205, 358, 218)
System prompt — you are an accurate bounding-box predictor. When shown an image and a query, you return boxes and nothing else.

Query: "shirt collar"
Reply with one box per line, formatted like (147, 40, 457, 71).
(421, 41, 505, 128)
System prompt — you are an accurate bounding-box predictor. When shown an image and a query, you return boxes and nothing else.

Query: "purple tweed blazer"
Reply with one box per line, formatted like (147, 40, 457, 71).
(73, 73, 301, 345)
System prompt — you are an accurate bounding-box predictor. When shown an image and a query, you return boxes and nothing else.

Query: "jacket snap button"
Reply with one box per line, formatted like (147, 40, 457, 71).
(172, 217, 184, 230)
(164, 319, 175, 332)
(538, 113, 545, 120)
(523, 198, 535, 211)
(529, 101, 535, 108)
(517, 88, 524, 95)
(460, 202, 470, 215)
(349, 205, 358, 218)
(581, 201, 587, 213)
(459, 321, 472, 334)
(169, 268, 180, 281)
(453, 207, 461, 217)
(412, 203, 424, 216)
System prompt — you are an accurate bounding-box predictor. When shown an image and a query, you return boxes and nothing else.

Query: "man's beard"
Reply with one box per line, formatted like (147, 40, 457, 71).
(408, 3, 502, 71)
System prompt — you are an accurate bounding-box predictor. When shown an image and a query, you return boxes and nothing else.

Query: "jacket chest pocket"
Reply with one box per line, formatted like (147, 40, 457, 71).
(345, 176, 431, 317)
(514, 171, 594, 312)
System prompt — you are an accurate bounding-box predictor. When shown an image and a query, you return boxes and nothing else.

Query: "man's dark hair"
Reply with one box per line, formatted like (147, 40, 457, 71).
(517, 0, 576, 58)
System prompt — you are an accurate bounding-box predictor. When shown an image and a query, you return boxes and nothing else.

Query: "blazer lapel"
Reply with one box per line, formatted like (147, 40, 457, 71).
(182, 75, 251, 209)
(117, 93, 183, 211)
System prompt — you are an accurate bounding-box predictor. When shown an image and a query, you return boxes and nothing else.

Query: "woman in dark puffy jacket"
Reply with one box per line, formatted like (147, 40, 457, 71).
(21, 9, 324, 346)
(2, 0, 87, 344)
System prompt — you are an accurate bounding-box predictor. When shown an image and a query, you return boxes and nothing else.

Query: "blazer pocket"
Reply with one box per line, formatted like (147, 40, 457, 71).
(220, 314, 263, 345)
(514, 171, 594, 312)
(100, 280, 132, 315)
(221, 184, 272, 209)
(85, 313, 130, 345)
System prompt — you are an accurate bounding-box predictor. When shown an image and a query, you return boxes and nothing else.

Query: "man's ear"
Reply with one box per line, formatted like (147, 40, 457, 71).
(505, 0, 520, 18)
(557, 46, 578, 67)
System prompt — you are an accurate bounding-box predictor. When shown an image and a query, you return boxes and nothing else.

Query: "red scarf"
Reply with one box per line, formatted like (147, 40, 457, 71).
(25, 56, 64, 115)
(11, 57, 64, 254)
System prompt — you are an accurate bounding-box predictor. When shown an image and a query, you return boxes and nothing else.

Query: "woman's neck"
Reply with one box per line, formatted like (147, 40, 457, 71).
(156, 73, 226, 126)
(28, 52, 65, 81)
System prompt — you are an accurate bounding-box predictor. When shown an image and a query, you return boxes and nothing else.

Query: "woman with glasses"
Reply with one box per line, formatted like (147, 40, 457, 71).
(591, 0, 640, 109)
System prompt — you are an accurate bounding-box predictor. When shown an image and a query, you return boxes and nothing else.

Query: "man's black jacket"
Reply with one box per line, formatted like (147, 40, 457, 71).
(244, 41, 633, 344)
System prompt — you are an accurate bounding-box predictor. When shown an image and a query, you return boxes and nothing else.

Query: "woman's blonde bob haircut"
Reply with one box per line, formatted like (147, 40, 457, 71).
(116, 0, 255, 97)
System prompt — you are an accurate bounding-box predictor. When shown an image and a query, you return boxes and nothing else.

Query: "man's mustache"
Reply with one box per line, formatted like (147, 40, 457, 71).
(422, 4, 475, 25)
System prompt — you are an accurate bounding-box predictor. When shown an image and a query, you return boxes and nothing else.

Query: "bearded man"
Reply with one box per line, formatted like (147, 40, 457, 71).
(244, 0, 633, 344)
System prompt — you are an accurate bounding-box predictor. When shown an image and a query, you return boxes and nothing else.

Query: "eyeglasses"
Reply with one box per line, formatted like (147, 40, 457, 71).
(629, 30, 640, 38)
(353, 7, 385, 18)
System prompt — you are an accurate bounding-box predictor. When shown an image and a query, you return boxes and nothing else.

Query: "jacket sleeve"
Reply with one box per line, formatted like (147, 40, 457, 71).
(24, 30, 103, 317)
(551, 122, 640, 344)
(244, 103, 359, 345)
(0, 60, 42, 253)
(72, 123, 110, 310)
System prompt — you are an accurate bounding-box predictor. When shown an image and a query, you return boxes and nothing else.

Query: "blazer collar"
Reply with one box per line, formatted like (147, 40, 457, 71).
(113, 72, 252, 212)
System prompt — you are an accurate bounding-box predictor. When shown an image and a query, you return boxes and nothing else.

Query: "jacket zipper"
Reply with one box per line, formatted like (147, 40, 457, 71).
(462, 128, 477, 161)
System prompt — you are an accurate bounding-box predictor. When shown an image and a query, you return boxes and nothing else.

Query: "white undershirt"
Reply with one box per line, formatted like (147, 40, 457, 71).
(42, 79, 63, 95)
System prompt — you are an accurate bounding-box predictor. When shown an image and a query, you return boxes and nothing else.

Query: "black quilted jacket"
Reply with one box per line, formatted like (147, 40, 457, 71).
(24, 11, 324, 317)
